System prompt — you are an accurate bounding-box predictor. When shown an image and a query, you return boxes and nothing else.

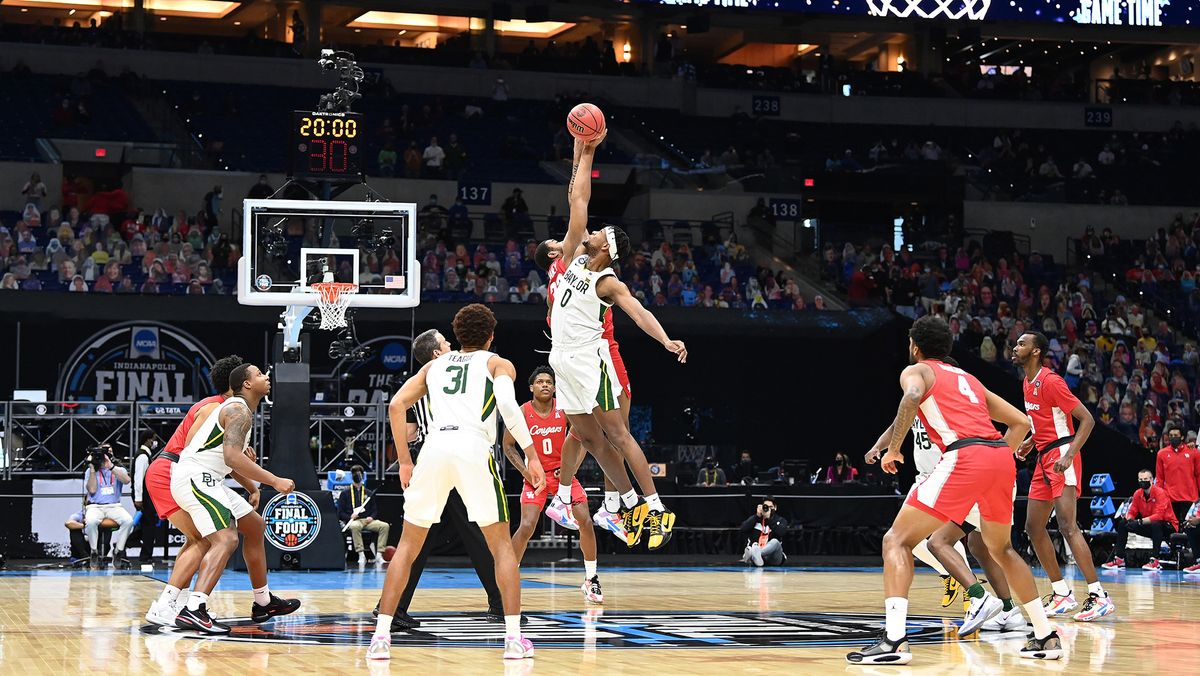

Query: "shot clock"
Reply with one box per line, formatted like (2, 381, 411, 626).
(289, 111, 364, 180)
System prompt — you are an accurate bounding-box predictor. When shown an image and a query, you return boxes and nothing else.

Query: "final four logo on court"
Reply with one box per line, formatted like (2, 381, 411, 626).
(264, 492, 322, 551)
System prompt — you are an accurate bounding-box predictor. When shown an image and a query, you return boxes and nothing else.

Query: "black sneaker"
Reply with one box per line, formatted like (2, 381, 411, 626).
(89, 553, 101, 569)
(373, 601, 380, 618)
(486, 607, 528, 626)
(645, 509, 675, 551)
(175, 604, 231, 635)
(845, 633, 913, 665)
(390, 611, 420, 631)
(251, 594, 301, 623)
(1019, 631, 1063, 660)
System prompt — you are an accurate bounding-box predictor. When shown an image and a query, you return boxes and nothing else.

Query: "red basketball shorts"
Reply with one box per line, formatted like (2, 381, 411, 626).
(905, 443, 1016, 525)
(1029, 446, 1082, 502)
(145, 456, 180, 519)
(521, 469, 586, 508)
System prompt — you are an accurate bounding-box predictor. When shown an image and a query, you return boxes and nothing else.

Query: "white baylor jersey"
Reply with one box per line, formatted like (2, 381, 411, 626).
(550, 255, 616, 348)
(912, 418, 940, 478)
(424, 350, 499, 444)
(178, 396, 249, 476)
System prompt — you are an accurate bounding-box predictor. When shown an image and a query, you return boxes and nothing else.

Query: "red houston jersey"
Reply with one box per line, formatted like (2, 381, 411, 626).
(163, 394, 226, 455)
(547, 257, 618, 347)
(522, 400, 569, 471)
(915, 360, 1003, 452)
(1022, 367, 1081, 448)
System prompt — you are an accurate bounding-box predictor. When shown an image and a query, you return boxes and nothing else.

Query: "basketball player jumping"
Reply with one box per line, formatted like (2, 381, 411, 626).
(169, 363, 296, 634)
(143, 355, 301, 629)
(847, 317, 1060, 665)
(546, 132, 687, 550)
(370, 304, 540, 661)
(534, 238, 630, 542)
(1013, 331, 1115, 621)
(505, 365, 604, 604)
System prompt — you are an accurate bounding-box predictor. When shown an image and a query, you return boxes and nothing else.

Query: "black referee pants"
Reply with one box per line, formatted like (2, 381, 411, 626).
(138, 488, 169, 562)
(398, 488, 502, 612)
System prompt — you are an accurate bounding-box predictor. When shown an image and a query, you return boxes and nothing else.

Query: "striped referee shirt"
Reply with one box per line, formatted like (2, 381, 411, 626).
(406, 394, 432, 447)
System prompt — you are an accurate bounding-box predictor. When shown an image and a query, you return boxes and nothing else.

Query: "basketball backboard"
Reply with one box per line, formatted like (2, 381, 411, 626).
(238, 199, 420, 309)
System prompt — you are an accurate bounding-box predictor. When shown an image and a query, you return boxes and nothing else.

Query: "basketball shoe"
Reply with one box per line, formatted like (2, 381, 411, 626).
(251, 594, 302, 622)
(1101, 556, 1125, 570)
(845, 633, 912, 665)
(1142, 557, 1163, 571)
(1183, 563, 1200, 574)
(544, 496, 579, 531)
(940, 575, 960, 608)
(145, 598, 180, 627)
(980, 606, 1027, 631)
(1072, 592, 1115, 622)
(592, 507, 627, 542)
(622, 498, 649, 547)
(1019, 631, 1063, 660)
(503, 636, 536, 660)
(1042, 591, 1077, 615)
(366, 634, 391, 660)
(175, 604, 231, 635)
(581, 576, 604, 603)
(644, 508, 675, 551)
(959, 592, 1003, 635)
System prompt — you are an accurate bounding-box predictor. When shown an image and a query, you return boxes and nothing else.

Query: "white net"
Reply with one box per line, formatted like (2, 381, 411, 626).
(866, 0, 990, 20)
(311, 282, 357, 330)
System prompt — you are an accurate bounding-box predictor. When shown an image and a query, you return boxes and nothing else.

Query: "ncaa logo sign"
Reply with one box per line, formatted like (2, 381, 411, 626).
(132, 327, 160, 358)
(264, 492, 323, 551)
(381, 342, 408, 371)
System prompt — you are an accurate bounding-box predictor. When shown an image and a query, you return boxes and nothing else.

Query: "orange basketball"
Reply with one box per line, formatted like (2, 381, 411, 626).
(383, 545, 396, 562)
(567, 103, 606, 142)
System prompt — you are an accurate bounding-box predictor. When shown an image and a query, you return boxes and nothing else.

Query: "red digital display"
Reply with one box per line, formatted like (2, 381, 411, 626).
(290, 111, 363, 180)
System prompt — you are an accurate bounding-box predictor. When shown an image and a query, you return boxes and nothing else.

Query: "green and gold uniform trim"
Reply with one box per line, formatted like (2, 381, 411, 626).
(199, 424, 224, 451)
(488, 455, 509, 523)
(190, 479, 232, 530)
(481, 379, 496, 421)
(596, 356, 616, 411)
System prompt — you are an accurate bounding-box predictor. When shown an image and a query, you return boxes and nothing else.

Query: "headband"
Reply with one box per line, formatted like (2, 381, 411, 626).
(605, 226, 619, 261)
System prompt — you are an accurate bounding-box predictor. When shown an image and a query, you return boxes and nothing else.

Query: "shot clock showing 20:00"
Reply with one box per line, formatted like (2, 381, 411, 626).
(290, 110, 363, 180)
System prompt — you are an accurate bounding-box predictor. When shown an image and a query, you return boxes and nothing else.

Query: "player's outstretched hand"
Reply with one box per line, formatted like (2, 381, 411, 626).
(273, 477, 296, 494)
(665, 339, 687, 363)
(398, 462, 415, 491)
(864, 448, 881, 465)
(1016, 436, 1036, 460)
(881, 449, 905, 475)
(582, 129, 607, 151)
(528, 461, 547, 495)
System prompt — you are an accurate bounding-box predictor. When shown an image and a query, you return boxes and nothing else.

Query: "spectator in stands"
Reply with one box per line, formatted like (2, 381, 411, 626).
(824, 453, 858, 484)
(403, 142, 421, 178)
(21, 172, 47, 209)
(443, 134, 468, 180)
(1102, 468, 1178, 571)
(247, 174, 274, 200)
(731, 451, 758, 485)
(69, 275, 88, 292)
(740, 497, 787, 567)
(1156, 428, 1200, 527)
(1, 273, 18, 290)
(423, 136, 445, 178)
(447, 196, 470, 232)
(695, 457, 727, 487)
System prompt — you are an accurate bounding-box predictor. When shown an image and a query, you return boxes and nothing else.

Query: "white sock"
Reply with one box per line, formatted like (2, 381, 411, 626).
(556, 483, 574, 505)
(645, 493, 665, 512)
(884, 597, 909, 642)
(911, 538, 948, 576)
(375, 614, 392, 637)
(604, 491, 620, 513)
(158, 585, 182, 606)
(584, 559, 597, 580)
(1087, 581, 1105, 596)
(1050, 579, 1070, 597)
(253, 585, 271, 606)
(1023, 598, 1052, 639)
(620, 490, 638, 509)
(505, 615, 522, 640)
(186, 591, 208, 611)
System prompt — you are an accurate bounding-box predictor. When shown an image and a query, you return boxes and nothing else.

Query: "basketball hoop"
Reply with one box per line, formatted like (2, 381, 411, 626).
(310, 282, 357, 330)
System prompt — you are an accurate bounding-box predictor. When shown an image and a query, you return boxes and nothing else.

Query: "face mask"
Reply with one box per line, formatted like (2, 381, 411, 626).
(1138, 480, 1152, 490)
(1170, 438, 1181, 447)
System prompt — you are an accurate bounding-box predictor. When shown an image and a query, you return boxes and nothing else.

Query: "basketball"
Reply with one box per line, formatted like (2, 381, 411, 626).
(567, 103, 605, 142)
(382, 546, 396, 562)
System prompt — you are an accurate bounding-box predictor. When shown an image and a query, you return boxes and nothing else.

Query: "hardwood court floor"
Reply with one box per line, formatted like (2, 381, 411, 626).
(0, 562, 1196, 674)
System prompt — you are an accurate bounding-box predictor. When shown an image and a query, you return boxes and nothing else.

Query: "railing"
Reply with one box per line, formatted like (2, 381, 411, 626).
(0, 400, 391, 480)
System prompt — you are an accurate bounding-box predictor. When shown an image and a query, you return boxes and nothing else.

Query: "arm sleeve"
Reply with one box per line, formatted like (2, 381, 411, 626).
(494, 375, 534, 451)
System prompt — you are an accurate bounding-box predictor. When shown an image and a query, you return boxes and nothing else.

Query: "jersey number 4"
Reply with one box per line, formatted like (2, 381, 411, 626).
(443, 364, 470, 395)
(957, 375, 980, 404)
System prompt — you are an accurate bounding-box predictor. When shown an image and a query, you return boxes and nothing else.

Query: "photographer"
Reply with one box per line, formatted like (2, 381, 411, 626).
(740, 496, 788, 567)
(83, 444, 134, 567)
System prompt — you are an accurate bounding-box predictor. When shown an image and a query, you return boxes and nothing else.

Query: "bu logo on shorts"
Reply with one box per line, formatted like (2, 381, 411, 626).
(264, 491, 323, 551)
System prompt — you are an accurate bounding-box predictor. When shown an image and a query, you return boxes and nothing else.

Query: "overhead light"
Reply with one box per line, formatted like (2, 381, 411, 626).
(160, 16, 167, 21)
(398, 29, 406, 35)
(234, 20, 241, 25)
(354, 28, 361, 32)
(68, 8, 76, 14)
(622, 42, 631, 62)
(348, 12, 573, 38)
(5, 1, 240, 19)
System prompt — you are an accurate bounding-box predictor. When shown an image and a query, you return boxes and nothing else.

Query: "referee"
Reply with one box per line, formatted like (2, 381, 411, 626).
(374, 328, 503, 630)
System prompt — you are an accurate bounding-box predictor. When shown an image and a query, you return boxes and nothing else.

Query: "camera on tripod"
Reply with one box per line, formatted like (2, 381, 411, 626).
(316, 49, 363, 114)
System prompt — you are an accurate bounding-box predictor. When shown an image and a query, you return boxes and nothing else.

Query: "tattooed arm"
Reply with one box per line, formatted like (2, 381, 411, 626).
(502, 427, 545, 494)
(220, 403, 294, 493)
(562, 132, 606, 260)
(880, 364, 931, 474)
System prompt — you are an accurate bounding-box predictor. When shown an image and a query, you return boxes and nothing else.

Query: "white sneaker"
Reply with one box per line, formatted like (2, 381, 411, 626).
(357, 552, 367, 566)
(980, 606, 1027, 632)
(145, 598, 180, 626)
(374, 551, 384, 565)
(749, 543, 764, 567)
(503, 636, 535, 659)
(366, 634, 391, 660)
(544, 497, 579, 531)
(581, 576, 604, 604)
(959, 593, 1003, 635)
